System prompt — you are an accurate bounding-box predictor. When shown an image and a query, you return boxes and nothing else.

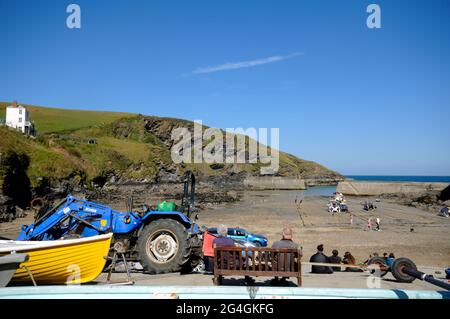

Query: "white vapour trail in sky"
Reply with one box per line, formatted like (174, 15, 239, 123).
(191, 52, 303, 75)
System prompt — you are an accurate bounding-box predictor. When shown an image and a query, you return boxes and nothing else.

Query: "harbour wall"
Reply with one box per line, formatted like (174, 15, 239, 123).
(243, 177, 307, 190)
(336, 181, 449, 196)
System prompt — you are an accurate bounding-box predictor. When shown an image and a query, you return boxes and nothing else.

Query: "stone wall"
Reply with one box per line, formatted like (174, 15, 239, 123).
(243, 176, 306, 190)
(337, 181, 449, 196)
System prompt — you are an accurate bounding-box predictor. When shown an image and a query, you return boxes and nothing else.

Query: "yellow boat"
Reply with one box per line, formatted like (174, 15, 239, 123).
(0, 233, 112, 285)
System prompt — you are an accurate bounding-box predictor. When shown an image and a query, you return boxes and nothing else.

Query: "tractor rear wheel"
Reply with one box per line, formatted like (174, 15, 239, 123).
(136, 219, 191, 274)
(391, 257, 417, 283)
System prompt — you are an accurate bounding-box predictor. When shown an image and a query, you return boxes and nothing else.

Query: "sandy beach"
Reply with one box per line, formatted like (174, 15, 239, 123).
(197, 190, 450, 268)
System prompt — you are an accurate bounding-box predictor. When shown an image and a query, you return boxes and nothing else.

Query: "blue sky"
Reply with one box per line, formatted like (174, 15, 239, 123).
(1, 0, 449, 175)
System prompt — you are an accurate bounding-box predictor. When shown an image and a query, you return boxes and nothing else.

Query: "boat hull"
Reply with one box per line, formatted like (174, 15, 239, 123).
(0, 254, 28, 287)
(0, 234, 112, 285)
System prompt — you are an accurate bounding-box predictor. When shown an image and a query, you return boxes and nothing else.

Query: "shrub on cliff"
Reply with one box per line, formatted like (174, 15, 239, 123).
(0, 151, 32, 209)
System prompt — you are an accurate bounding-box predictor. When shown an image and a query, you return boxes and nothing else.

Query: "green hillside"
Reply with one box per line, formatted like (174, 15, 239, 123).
(0, 102, 342, 188)
(0, 102, 130, 134)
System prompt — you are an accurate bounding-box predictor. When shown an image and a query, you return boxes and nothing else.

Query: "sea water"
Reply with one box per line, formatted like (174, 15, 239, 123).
(303, 185, 337, 197)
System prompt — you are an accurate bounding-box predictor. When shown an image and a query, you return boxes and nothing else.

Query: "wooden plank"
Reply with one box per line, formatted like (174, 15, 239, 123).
(237, 251, 240, 271)
(277, 252, 281, 272)
(240, 251, 243, 271)
(258, 252, 262, 272)
(264, 250, 268, 271)
(252, 250, 256, 271)
(235, 252, 241, 270)
(290, 252, 294, 272)
(298, 253, 302, 287)
(246, 250, 249, 271)
(284, 253, 288, 272)
(214, 248, 218, 271)
(272, 251, 276, 275)
(214, 247, 219, 285)
(216, 270, 299, 277)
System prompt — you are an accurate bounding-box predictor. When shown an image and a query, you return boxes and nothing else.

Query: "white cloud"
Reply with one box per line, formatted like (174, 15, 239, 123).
(190, 52, 303, 75)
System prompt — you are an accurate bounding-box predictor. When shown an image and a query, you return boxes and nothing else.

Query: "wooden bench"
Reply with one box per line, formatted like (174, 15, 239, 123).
(213, 246, 302, 286)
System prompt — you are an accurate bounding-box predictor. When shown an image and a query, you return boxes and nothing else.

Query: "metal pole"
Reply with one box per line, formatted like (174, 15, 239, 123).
(403, 267, 450, 291)
(121, 253, 134, 284)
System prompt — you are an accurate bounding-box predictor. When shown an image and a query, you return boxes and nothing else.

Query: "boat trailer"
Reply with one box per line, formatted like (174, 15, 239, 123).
(305, 257, 450, 291)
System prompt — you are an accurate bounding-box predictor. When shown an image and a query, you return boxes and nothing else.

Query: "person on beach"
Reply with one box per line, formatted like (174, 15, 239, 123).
(343, 251, 362, 272)
(375, 217, 381, 231)
(328, 249, 343, 272)
(366, 217, 372, 231)
(271, 227, 301, 285)
(386, 253, 395, 266)
(310, 244, 333, 274)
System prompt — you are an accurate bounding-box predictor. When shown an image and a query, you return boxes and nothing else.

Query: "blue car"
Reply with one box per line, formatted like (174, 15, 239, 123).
(208, 227, 268, 247)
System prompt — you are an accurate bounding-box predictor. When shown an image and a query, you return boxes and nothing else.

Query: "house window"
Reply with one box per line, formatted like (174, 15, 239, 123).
(19, 109, 22, 115)
(19, 117, 22, 123)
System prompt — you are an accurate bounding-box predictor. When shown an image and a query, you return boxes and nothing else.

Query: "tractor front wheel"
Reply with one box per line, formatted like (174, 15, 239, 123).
(136, 219, 191, 274)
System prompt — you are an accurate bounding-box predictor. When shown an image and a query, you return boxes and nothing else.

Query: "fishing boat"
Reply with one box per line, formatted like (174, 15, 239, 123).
(0, 233, 112, 285)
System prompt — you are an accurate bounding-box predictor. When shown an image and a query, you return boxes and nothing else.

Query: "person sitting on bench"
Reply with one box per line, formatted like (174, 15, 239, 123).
(271, 226, 301, 285)
(310, 244, 333, 274)
(213, 224, 254, 285)
(213, 224, 235, 249)
(328, 249, 342, 272)
(343, 251, 362, 272)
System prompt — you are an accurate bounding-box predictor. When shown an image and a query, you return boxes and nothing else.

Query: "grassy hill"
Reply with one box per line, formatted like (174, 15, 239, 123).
(0, 102, 130, 134)
(0, 102, 342, 188)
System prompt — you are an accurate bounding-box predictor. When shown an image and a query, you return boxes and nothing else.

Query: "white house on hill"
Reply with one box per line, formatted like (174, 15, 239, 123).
(5, 102, 35, 136)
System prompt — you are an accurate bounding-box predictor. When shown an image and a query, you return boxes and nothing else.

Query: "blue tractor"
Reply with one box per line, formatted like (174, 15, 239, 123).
(17, 172, 202, 274)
